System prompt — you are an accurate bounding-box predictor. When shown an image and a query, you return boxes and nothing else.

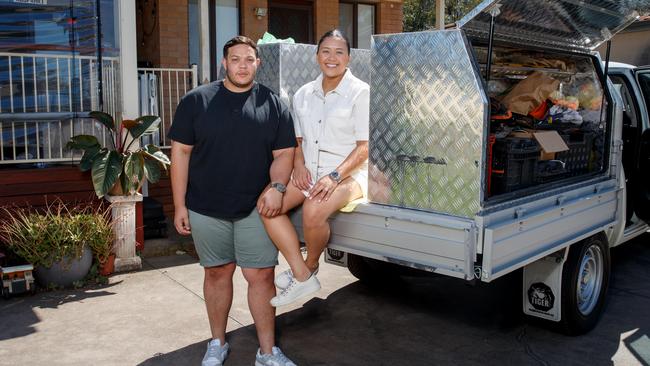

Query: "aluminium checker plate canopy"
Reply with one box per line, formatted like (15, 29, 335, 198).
(457, 0, 648, 54)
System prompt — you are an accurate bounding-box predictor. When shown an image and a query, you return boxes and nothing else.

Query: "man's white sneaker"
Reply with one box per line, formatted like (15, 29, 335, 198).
(270, 273, 321, 307)
(202, 338, 229, 366)
(275, 268, 319, 290)
(255, 346, 297, 366)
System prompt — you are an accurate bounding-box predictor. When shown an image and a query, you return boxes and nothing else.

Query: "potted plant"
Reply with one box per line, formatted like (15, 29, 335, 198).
(0, 200, 115, 288)
(66, 111, 171, 273)
(66, 111, 171, 198)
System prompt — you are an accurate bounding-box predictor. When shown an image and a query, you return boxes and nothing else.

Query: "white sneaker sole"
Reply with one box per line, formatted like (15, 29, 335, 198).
(255, 359, 295, 366)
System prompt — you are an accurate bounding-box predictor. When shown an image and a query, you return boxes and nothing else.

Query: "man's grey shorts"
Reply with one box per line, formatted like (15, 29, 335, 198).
(189, 209, 278, 268)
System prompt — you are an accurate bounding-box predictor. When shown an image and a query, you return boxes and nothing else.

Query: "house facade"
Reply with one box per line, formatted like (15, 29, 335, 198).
(0, 0, 403, 249)
(139, 0, 404, 221)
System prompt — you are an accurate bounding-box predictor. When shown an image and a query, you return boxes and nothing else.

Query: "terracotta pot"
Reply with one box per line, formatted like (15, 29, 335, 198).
(108, 180, 125, 196)
(99, 254, 116, 276)
(108, 178, 144, 196)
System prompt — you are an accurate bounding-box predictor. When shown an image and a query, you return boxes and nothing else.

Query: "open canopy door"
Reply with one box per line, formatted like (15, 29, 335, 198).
(457, 0, 648, 53)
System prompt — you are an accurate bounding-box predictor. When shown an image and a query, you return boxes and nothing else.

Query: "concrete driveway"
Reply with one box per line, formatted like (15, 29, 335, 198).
(1, 234, 648, 366)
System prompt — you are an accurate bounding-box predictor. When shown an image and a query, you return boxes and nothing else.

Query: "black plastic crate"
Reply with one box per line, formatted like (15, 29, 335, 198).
(491, 137, 540, 195)
(556, 131, 595, 176)
(534, 160, 568, 184)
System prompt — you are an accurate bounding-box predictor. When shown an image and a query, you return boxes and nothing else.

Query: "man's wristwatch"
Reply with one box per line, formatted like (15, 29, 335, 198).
(328, 170, 341, 184)
(270, 182, 286, 193)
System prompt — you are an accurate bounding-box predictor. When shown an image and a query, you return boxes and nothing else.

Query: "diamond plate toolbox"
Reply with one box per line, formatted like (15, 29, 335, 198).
(368, 30, 488, 218)
(255, 43, 371, 110)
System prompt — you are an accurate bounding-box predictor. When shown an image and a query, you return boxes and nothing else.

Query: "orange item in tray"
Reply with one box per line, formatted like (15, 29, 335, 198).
(491, 110, 512, 120)
(529, 101, 549, 119)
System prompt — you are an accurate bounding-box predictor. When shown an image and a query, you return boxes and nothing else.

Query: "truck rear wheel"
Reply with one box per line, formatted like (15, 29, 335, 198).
(560, 234, 610, 335)
(347, 254, 402, 285)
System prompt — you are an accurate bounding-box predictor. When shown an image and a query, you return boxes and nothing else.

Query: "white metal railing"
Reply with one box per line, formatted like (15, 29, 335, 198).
(0, 52, 119, 164)
(138, 65, 197, 148)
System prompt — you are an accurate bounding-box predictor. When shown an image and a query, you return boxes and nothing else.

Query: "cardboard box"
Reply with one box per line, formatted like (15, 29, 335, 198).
(533, 131, 569, 160)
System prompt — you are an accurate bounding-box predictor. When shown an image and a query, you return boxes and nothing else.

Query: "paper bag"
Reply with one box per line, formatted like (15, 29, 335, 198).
(501, 72, 560, 115)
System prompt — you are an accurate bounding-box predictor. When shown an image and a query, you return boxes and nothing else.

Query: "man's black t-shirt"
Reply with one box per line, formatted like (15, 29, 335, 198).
(168, 81, 296, 219)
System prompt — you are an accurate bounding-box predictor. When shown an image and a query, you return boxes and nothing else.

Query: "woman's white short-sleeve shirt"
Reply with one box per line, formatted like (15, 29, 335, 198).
(292, 69, 369, 193)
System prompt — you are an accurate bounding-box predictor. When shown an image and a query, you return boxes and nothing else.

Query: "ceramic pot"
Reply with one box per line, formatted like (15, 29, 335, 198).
(34, 247, 93, 287)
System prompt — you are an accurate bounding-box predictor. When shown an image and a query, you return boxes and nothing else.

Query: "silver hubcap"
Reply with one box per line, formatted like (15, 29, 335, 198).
(576, 244, 604, 316)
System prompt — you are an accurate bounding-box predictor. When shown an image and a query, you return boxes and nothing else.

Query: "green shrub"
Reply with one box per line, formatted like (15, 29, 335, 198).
(0, 200, 114, 268)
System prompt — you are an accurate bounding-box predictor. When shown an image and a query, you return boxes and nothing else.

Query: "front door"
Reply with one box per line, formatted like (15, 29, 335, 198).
(268, 0, 313, 44)
(632, 68, 650, 223)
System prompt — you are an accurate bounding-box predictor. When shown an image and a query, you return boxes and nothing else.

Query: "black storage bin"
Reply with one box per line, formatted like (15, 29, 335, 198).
(534, 160, 568, 184)
(556, 131, 595, 176)
(491, 137, 540, 195)
(143, 197, 167, 239)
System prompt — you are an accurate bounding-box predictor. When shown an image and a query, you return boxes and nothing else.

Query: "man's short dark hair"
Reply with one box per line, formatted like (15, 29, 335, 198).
(317, 29, 351, 54)
(223, 36, 258, 59)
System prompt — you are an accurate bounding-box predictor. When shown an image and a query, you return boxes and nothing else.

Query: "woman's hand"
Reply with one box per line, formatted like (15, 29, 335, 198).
(308, 175, 338, 202)
(291, 164, 312, 191)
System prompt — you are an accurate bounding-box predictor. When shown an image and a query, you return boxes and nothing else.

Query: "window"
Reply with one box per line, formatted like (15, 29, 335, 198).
(269, 0, 313, 45)
(0, 1, 119, 165)
(188, 0, 200, 68)
(339, 2, 375, 49)
(610, 76, 639, 128)
(637, 72, 650, 130)
(210, 0, 239, 80)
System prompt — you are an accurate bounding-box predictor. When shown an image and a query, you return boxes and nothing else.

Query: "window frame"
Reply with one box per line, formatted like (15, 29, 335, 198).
(339, 1, 376, 49)
(209, 0, 242, 81)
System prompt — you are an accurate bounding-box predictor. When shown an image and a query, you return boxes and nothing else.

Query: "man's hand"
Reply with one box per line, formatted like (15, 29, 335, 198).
(291, 164, 312, 191)
(308, 175, 338, 202)
(257, 187, 283, 217)
(174, 206, 192, 235)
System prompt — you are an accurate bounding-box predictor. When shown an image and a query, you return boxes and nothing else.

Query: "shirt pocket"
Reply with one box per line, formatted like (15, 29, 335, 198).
(326, 107, 354, 137)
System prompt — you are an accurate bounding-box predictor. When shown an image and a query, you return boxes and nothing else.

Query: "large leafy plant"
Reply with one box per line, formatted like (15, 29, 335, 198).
(66, 111, 171, 198)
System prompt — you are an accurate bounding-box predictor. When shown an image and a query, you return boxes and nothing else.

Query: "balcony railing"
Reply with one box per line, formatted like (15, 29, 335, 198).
(138, 65, 198, 148)
(0, 52, 119, 164)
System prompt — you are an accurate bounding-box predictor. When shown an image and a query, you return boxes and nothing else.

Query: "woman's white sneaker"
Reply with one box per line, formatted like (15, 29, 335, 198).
(275, 268, 319, 290)
(270, 274, 321, 307)
(274, 269, 293, 289)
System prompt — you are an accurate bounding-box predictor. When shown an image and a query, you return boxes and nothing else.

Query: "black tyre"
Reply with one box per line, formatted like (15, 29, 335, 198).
(560, 234, 610, 335)
(347, 253, 406, 285)
(347, 253, 376, 283)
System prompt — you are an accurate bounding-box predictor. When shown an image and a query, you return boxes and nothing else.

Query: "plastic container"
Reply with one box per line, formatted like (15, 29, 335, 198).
(534, 160, 568, 184)
(556, 131, 595, 175)
(491, 137, 540, 195)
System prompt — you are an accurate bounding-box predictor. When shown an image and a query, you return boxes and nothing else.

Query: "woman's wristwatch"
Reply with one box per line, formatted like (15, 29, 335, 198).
(328, 170, 341, 183)
(270, 182, 287, 193)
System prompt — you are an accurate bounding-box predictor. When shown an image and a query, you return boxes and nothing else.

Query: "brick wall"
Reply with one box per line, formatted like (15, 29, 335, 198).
(158, 0, 190, 68)
(241, 0, 269, 42)
(314, 0, 339, 41)
(137, 0, 189, 68)
(377, 0, 403, 34)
